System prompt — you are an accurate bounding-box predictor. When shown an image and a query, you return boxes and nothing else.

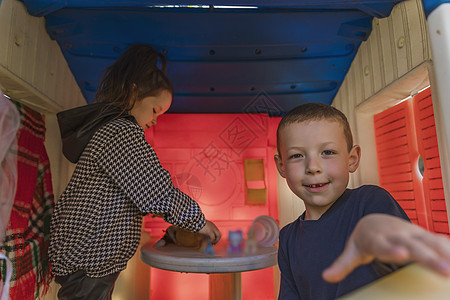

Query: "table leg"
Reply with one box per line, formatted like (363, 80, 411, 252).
(209, 273, 242, 300)
(232, 272, 242, 300)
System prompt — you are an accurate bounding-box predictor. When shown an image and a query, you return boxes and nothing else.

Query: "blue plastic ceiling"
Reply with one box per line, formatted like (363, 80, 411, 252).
(421, 0, 450, 16)
(20, 1, 405, 115)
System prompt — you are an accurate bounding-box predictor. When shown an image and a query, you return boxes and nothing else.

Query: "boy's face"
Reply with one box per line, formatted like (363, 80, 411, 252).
(275, 120, 360, 220)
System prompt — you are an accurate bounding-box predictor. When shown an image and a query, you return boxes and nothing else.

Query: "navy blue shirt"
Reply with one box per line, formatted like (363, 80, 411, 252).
(278, 185, 410, 299)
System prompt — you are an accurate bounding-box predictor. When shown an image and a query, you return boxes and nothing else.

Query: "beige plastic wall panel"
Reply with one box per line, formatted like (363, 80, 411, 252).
(0, 0, 85, 113)
(391, 4, 412, 77)
(368, 23, 384, 94)
(405, 0, 431, 66)
(42, 284, 58, 300)
(378, 17, 397, 84)
(43, 113, 75, 198)
(32, 30, 54, 101)
(427, 4, 450, 230)
(332, 0, 431, 187)
(8, 1, 39, 85)
(0, 0, 13, 66)
(360, 42, 375, 100)
(277, 172, 305, 228)
(353, 54, 365, 107)
(112, 232, 151, 300)
(428, 66, 450, 232)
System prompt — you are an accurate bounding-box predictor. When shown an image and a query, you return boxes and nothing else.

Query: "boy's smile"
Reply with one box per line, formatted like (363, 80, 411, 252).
(275, 119, 360, 220)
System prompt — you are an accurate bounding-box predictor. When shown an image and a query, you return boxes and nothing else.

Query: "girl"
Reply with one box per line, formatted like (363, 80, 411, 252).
(50, 44, 221, 300)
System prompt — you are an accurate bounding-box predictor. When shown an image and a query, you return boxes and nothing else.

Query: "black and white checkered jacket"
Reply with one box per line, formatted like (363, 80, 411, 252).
(49, 117, 206, 277)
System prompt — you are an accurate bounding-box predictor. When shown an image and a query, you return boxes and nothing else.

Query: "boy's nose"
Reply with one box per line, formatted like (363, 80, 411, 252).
(305, 156, 322, 174)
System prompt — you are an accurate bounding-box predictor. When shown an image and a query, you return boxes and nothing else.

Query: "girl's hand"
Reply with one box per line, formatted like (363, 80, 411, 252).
(322, 214, 450, 283)
(198, 220, 221, 244)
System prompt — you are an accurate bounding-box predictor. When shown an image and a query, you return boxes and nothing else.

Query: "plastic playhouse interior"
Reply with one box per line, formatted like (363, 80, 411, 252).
(1, 0, 450, 299)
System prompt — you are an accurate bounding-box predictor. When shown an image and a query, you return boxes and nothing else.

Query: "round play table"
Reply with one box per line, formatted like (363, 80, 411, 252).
(140, 241, 278, 300)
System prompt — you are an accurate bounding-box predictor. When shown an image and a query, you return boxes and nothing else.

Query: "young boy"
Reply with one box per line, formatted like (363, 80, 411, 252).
(274, 103, 450, 299)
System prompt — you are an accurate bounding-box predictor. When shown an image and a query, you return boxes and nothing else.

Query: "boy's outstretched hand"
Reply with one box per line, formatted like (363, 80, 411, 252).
(198, 220, 221, 244)
(322, 213, 450, 283)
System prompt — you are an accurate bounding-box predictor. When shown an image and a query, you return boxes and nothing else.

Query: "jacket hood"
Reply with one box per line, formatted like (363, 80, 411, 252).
(57, 103, 135, 163)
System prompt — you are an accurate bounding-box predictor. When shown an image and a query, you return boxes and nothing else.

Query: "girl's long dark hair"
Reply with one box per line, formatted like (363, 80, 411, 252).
(94, 44, 173, 114)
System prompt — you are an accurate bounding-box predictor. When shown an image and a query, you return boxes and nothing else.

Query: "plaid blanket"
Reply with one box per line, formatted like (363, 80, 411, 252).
(0, 101, 54, 299)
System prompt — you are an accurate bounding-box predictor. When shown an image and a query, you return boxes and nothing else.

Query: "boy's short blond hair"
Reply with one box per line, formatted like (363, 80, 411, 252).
(277, 102, 353, 154)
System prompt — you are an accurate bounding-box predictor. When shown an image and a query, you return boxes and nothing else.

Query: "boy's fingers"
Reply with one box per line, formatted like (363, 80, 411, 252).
(325, 214, 450, 283)
(408, 241, 450, 275)
(416, 233, 450, 261)
(367, 235, 410, 264)
(395, 233, 450, 276)
(323, 233, 409, 283)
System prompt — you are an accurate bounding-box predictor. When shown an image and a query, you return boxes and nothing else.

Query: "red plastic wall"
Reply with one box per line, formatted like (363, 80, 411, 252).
(374, 87, 448, 234)
(143, 113, 281, 300)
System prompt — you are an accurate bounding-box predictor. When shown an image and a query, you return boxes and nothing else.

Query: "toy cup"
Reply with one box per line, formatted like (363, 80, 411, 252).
(249, 215, 279, 247)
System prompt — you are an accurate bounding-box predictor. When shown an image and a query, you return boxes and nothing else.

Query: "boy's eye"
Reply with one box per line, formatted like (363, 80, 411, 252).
(289, 153, 303, 159)
(322, 150, 336, 156)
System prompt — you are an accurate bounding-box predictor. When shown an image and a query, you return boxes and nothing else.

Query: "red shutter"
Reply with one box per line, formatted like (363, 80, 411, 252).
(374, 100, 424, 226)
(374, 87, 448, 234)
(413, 89, 449, 234)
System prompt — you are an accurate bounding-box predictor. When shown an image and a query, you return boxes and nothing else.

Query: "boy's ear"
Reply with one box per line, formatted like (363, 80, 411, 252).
(348, 145, 361, 173)
(274, 154, 286, 178)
